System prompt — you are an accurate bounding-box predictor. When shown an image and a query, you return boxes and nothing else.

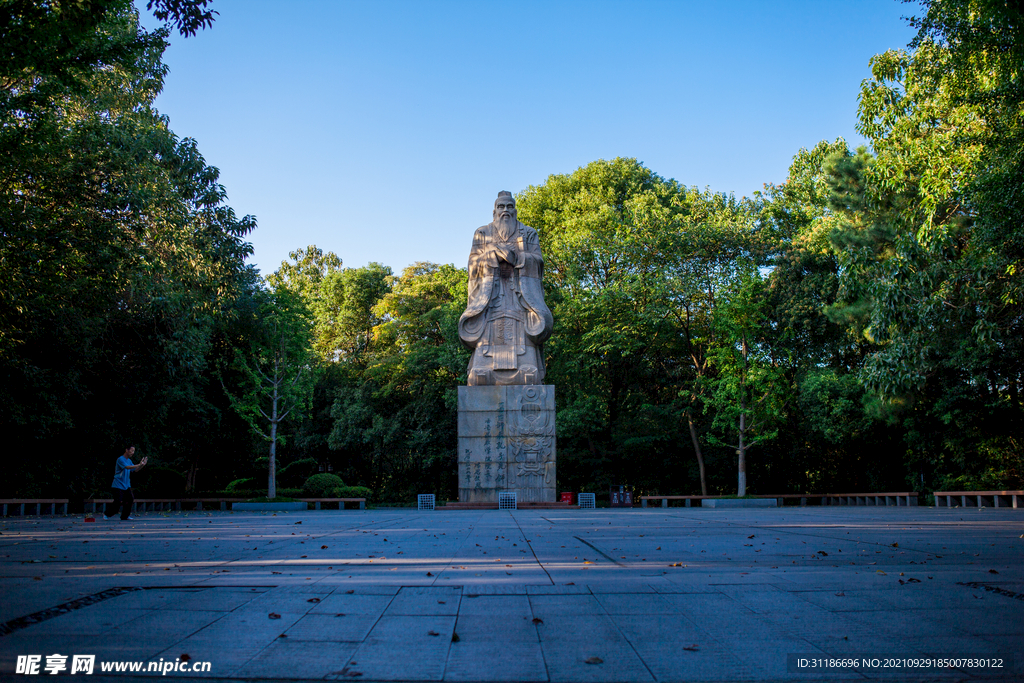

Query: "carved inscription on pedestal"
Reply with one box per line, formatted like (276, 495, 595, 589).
(507, 385, 554, 490)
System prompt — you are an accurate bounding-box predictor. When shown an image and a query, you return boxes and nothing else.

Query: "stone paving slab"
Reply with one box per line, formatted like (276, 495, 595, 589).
(0, 507, 1022, 681)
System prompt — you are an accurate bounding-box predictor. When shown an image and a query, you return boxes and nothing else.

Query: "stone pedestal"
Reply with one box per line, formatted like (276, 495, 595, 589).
(457, 385, 556, 503)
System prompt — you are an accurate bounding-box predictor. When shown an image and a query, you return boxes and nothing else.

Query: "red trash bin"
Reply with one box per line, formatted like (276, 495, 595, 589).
(560, 492, 574, 504)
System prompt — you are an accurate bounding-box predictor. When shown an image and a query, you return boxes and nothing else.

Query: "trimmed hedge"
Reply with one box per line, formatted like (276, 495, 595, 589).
(302, 473, 344, 497)
(330, 485, 372, 500)
(277, 458, 319, 487)
(213, 488, 302, 499)
(226, 478, 259, 492)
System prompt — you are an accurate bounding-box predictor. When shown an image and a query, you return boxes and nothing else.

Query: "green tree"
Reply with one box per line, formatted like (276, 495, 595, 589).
(827, 0, 1024, 488)
(749, 140, 908, 494)
(326, 262, 467, 500)
(702, 273, 787, 496)
(318, 263, 393, 361)
(222, 288, 316, 498)
(0, 0, 259, 497)
(517, 158, 761, 496)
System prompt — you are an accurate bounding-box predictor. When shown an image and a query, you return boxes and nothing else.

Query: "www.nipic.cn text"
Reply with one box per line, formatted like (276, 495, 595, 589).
(16, 654, 212, 675)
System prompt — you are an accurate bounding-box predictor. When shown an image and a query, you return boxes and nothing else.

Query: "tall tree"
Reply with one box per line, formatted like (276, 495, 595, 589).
(517, 158, 761, 495)
(326, 262, 467, 499)
(0, 0, 258, 497)
(222, 287, 316, 499)
(827, 0, 1024, 488)
(702, 273, 787, 496)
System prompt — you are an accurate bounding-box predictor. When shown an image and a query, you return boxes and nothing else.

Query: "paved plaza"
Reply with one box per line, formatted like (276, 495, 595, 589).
(0, 507, 1022, 682)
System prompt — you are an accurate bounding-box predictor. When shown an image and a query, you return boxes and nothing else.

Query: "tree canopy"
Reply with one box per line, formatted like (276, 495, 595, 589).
(3, 0, 1019, 502)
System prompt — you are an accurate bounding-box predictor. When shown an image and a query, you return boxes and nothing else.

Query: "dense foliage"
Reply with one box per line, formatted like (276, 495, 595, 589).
(3, 0, 1019, 502)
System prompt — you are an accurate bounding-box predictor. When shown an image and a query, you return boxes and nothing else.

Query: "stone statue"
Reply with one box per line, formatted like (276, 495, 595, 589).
(458, 191, 553, 386)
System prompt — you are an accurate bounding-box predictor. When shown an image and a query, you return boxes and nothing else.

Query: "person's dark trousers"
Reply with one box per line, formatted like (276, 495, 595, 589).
(111, 487, 134, 520)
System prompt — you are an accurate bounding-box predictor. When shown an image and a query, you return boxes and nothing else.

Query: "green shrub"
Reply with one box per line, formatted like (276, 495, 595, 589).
(221, 486, 302, 498)
(302, 473, 344, 497)
(330, 485, 372, 500)
(226, 478, 259, 492)
(277, 458, 319, 487)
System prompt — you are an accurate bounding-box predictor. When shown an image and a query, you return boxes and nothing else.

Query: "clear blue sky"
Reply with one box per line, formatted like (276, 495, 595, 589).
(140, 0, 917, 276)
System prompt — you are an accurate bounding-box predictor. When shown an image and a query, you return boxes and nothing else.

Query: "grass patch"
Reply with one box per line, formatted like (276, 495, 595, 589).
(244, 496, 299, 503)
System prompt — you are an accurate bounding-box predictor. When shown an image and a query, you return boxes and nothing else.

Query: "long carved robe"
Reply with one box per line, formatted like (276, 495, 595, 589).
(458, 220, 553, 385)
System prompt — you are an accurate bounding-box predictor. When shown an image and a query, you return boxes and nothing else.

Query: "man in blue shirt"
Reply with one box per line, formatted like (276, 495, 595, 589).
(107, 445, 148, 520)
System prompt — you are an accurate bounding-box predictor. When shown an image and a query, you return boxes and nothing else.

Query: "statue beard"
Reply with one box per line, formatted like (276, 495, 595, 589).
(495, 214, 518, 242)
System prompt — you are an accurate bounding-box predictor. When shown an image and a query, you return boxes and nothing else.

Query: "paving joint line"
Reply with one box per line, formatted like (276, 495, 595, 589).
(431, 512, 481, 585)
(572, 536, 625, 567)
(337, 586, 403, 680)
(510, 511, 554, 585)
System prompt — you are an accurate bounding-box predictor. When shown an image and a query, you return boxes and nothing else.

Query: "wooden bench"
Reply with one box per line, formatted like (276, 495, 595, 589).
(1, 499, 69, 516)
(297, 498, 366, 510)
(934, 490, 1022, 508)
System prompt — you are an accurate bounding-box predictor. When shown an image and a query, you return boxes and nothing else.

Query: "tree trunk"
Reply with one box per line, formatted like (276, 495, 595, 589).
(185, 461, 198, 493)
(268, 360, 279, 499)
(268, 420, 277, 499)
(737, 398, 747, 497)
(687, 414, 708, 496)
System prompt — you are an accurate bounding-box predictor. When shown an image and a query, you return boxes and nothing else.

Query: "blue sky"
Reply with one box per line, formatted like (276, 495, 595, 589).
(140, 0, 917, 276)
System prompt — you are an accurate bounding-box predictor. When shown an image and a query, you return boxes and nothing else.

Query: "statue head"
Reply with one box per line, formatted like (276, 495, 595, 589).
(493, 191, 517, 222)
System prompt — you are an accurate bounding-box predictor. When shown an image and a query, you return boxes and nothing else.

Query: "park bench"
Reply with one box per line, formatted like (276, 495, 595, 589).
(933, 490, 1022, 508)
(297, 498, 366, 510)
(0, 499, 69, 516)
